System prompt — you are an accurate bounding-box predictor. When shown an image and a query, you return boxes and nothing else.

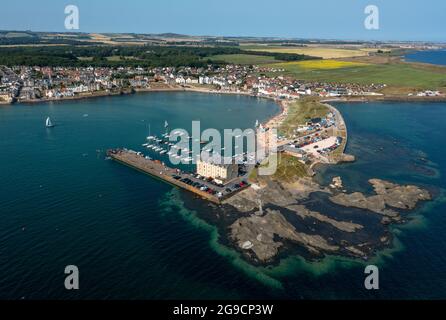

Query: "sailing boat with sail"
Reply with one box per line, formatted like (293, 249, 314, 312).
(146, 123, 156, 141)
(45, 117, 55, 128)
(162, 120, 170, 139)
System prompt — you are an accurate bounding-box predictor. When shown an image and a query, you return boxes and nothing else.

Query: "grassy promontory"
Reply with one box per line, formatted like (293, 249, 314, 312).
(279, 98, 329, 137)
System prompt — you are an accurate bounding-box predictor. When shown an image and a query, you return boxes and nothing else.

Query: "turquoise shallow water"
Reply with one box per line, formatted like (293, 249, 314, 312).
(1, 94, 446, 299)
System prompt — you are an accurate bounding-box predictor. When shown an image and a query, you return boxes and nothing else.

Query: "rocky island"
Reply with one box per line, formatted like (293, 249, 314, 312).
(223, 175, 431, 264)
(330, 179, 431, 223)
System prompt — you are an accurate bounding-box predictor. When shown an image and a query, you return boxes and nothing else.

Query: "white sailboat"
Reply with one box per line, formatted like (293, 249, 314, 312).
(45, 117, 55, 128)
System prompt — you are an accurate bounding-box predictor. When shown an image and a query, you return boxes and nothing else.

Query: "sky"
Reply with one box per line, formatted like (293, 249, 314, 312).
(1, 0, 446, 42)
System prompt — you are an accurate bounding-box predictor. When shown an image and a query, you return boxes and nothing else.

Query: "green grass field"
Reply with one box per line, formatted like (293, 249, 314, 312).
(267, 61, 446, 90)
(249, 153, 308, 183)
(105, 55, 139, 61)
(77, 56, 94, 61)
(279, 99, 329, 137)
(273, 154, 308, 182)
(210, 54, 282, 65)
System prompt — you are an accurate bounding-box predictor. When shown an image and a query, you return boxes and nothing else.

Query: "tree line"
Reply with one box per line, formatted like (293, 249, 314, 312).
(0, 45, 318, 68)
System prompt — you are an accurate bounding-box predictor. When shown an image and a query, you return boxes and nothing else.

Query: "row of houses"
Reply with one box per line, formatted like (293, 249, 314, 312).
(246, 74, 385, 99)
(1, 62, 387, 103)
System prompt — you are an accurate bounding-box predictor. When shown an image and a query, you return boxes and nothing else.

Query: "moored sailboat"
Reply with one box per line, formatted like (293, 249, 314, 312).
(45, 117, 55, 128)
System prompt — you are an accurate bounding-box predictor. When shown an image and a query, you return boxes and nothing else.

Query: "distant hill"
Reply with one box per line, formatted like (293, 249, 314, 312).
(157, 33, 190, 38)
(0, 31, 38, 38)
(0, 30, 442, 48)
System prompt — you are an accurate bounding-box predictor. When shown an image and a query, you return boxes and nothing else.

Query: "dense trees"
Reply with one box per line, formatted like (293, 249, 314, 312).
(0, 45, 317, 67)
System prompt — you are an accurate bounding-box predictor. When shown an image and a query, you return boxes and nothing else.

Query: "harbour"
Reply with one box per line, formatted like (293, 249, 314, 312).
(107, 148, 250, 204)
(0, 91, 281, 299)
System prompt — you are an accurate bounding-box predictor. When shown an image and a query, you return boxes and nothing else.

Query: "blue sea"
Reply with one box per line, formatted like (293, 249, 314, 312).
(405, 49, 446, 66)
(0, 93, 446, 299)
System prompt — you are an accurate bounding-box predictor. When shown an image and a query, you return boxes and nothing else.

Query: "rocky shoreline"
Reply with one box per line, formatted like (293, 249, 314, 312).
(330, 179, 431, 223)
(221, 176, 432, 265)
(170, 95, 434, 266)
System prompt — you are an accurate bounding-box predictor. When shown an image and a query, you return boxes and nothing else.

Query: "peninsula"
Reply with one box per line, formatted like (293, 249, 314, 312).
(214, 99, 432, 264)
(107, 94, 433, 265)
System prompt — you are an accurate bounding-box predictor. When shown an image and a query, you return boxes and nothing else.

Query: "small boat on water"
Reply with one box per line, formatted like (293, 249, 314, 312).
(192, 139, 207, 144)
(160, 150, 167, 155)
(172, 131, 185, 137)
(45, 117, 55, 128)
(147, 136, 156, 140)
